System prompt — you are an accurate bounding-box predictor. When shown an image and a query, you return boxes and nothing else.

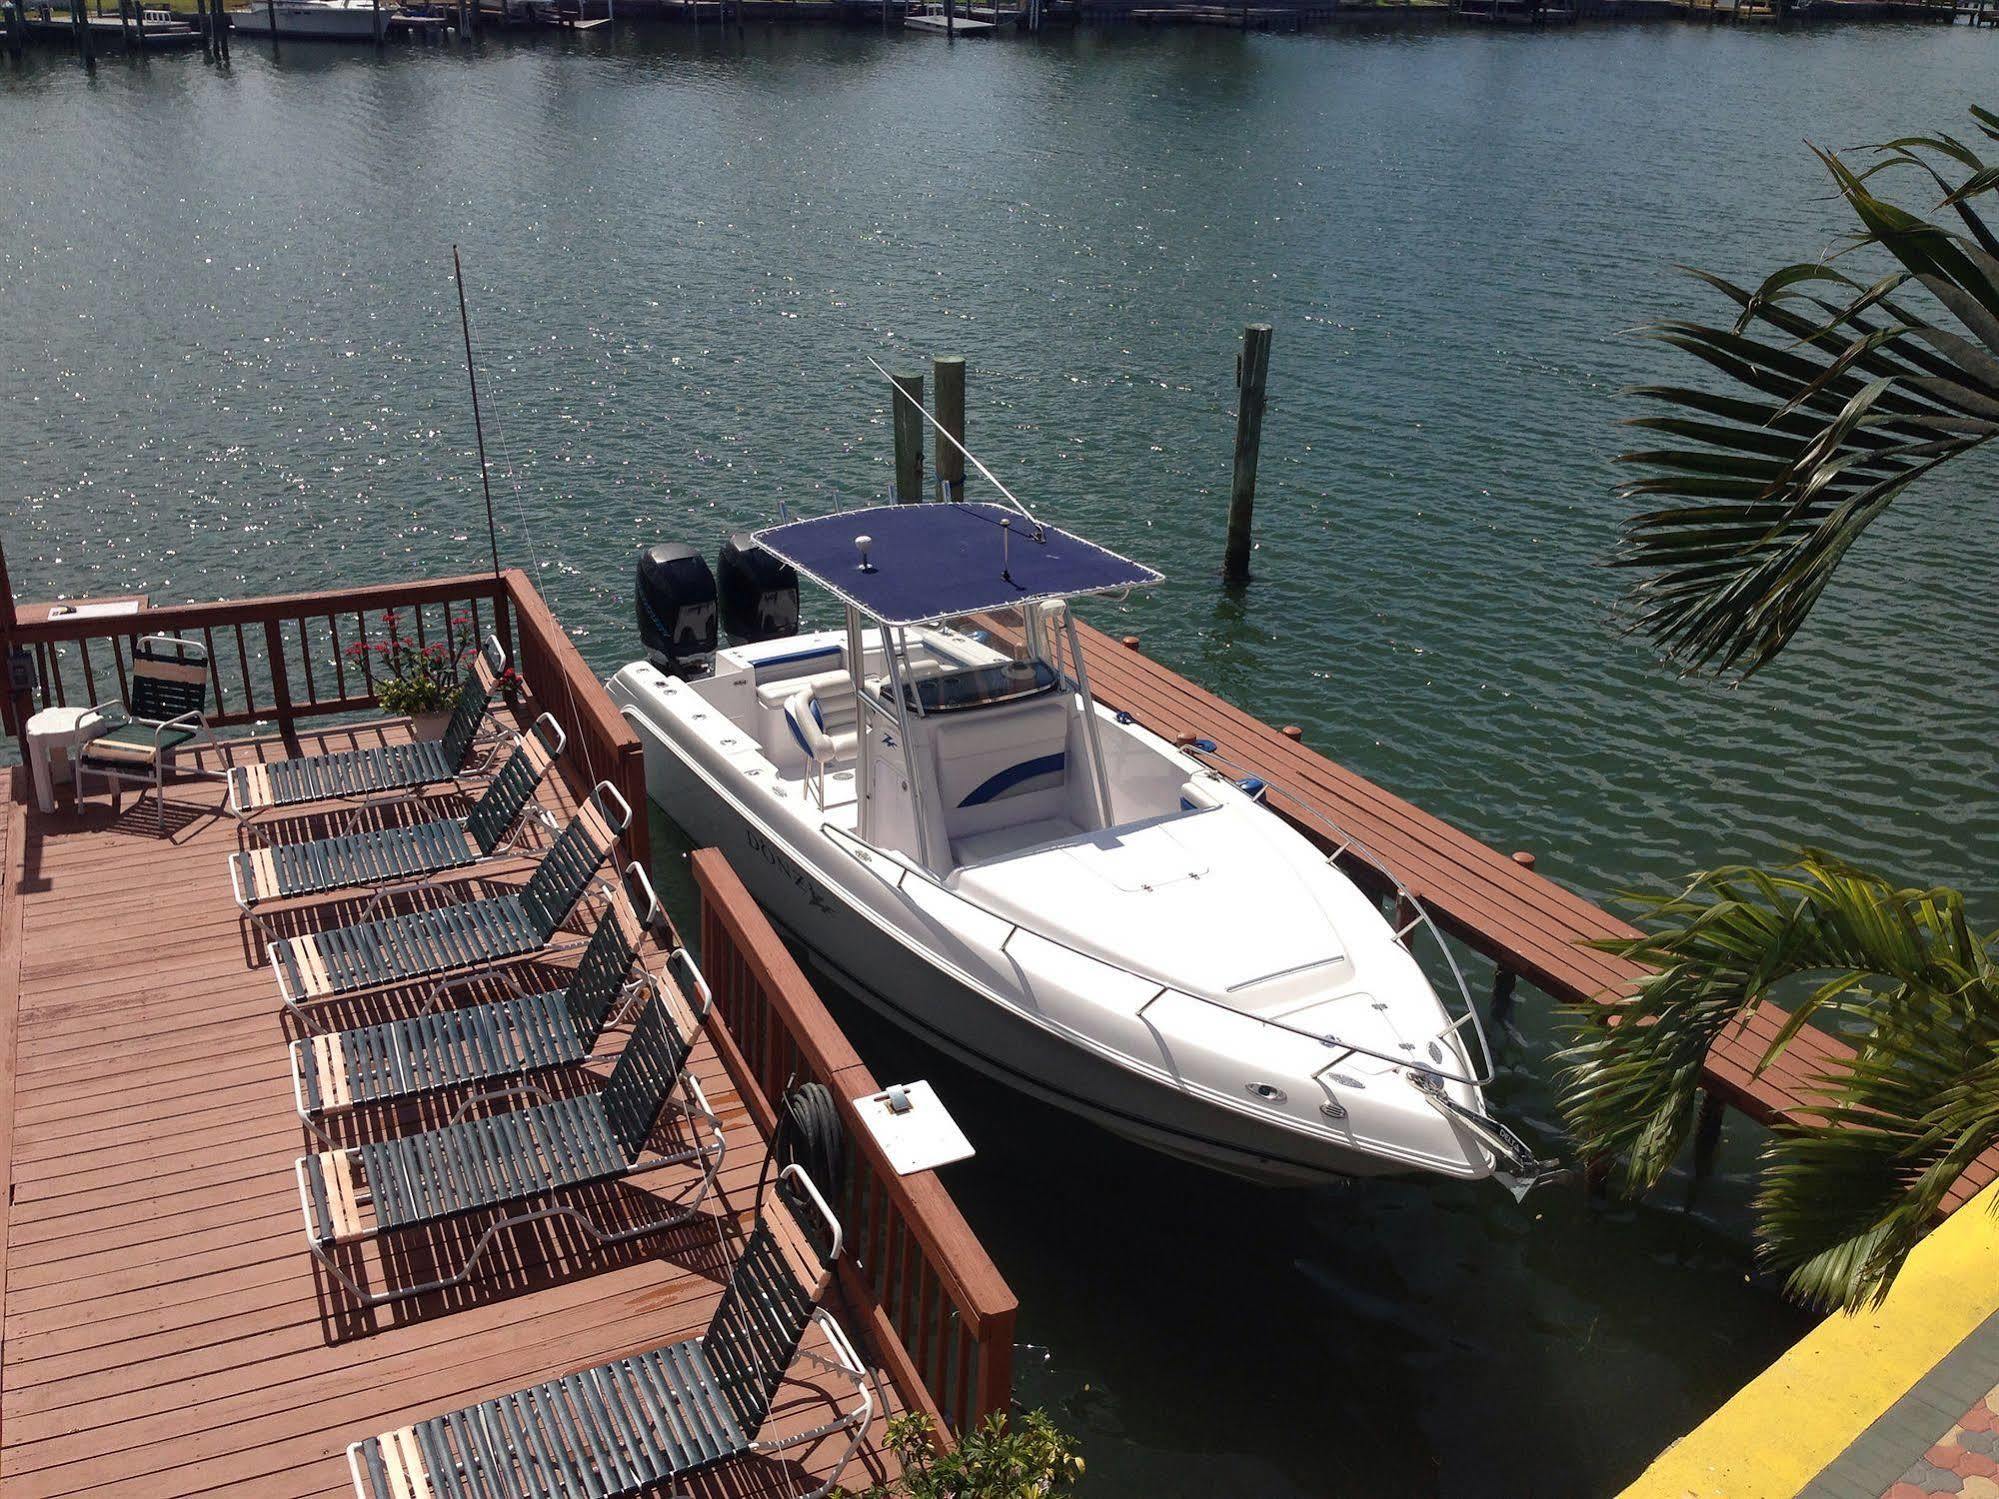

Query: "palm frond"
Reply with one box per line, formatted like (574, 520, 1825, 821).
(1557, 852, 1999, 1309)
(1614, 110, 1999, 678)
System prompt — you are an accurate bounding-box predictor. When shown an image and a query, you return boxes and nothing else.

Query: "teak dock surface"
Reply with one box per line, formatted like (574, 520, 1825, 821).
(1067, 618, 1999, 1213)
(0, 730, 939, 1498)
(0, 568, 1018, 1499)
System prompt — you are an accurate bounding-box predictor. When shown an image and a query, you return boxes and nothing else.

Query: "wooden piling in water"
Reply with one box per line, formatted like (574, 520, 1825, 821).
(4, 0, 23, 57)
(934, 356, 965, 501)
(890, 369, 925, 504)
(71, 0, 94, 67)
(1223, 322, 1272, 584)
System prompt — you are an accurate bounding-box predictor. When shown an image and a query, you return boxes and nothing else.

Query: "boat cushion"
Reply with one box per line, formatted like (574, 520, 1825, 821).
(754, 668, 852, 710)
(930, 695, 1073, 841)
(784, 688, 838, 764)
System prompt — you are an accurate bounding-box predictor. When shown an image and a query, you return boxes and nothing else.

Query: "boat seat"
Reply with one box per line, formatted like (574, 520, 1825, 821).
(757, 672, 858, 769)
(951, 816, 1084, 867)
(930, 695, 1074, 842)
(754, 668, 852, 711)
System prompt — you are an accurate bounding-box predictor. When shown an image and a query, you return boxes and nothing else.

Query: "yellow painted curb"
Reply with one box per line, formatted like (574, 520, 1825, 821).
(1621, 1181, 1999, 1499)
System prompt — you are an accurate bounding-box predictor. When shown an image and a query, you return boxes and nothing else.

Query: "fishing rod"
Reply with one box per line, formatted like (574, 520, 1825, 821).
(453, 245, 503, 579)
(863, 354, 1044, 538)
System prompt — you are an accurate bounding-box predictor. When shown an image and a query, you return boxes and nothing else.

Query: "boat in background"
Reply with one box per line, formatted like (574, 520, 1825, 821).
(228, 0, 404, 38)
(610, 502, 1543, 1188)
(903, 3, 996, 31)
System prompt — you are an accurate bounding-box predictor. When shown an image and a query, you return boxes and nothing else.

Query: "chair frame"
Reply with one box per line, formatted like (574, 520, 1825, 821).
(229, 634, 515, 844)
(728, 1167, 876, 1499)
(294, 982, 727, 1308)
(343, 1165, 874, 1499)
(227, 713, 568, 942)
(269, 785, 635, 1027)
(287, 874, 709, 1144)
(79, 633, 218, 836)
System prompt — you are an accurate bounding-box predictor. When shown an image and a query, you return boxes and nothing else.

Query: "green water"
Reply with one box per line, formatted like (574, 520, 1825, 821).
(5, 20, 1995, 1494)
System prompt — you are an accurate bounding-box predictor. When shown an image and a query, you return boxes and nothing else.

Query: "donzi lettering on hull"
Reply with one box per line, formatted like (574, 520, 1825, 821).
(747, 826, 834, 914)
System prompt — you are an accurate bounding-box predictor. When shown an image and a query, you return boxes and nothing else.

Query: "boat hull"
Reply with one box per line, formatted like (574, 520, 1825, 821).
(227, 4, 390, 37)
(627, 682, 1468, 1186)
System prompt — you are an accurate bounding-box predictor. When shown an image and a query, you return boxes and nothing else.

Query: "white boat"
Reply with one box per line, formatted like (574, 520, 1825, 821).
(228, 0, 395, 38)
(903, 2, 996, 30)
(610, 503, 1541, 1187)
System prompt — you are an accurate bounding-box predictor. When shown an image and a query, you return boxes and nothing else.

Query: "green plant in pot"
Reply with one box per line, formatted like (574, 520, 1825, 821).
(348, 609, 474, 743)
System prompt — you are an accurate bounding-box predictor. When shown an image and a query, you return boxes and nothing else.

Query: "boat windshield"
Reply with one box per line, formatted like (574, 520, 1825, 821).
(887, 657, 1058, 714)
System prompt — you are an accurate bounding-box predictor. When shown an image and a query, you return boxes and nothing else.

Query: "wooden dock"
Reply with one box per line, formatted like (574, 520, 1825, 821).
(16, 8, 204, 45)
(0, 572, 1017, 1497)
(1068, 620, 1999, 1213)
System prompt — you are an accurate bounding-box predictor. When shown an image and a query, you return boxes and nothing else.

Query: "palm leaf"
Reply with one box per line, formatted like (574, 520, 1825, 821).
(1558, 852, 1999, 1311)
(1614, 111, 1999, 678)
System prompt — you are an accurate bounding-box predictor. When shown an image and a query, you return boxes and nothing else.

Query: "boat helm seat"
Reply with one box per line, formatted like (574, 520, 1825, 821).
(776, 684, 857, 775)
(757, 672, 857, 769)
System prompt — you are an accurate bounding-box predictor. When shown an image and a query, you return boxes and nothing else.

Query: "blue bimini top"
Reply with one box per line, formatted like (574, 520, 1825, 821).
(750, 503, 1162, 627)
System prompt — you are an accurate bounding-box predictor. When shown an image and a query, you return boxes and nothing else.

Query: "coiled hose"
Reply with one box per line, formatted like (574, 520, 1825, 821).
(758, 1080, 845, 1259)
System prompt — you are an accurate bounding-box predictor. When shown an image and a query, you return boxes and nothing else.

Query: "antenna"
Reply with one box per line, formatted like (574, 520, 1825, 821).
(863, 354, 1044, 539)
(453, 246, 503, 579)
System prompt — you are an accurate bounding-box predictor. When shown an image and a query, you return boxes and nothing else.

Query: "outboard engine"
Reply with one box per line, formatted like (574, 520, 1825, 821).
(717, 532, 800, 645)
(636, 543, 717, 675)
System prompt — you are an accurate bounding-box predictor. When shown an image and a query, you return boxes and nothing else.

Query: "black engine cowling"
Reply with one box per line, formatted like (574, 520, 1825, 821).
(717, 532, 800, 645)
(636, 543, 717, 672)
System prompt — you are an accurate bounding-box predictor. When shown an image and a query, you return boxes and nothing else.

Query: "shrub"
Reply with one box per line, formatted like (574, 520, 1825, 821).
(853, 1410, 1083, 1499)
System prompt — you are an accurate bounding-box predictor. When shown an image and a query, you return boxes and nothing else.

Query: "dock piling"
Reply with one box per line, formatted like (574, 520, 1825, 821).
(889, 369, 925, 504)
(934, 356, 966, 501)
(1223, 322, 1273, 584)
(1489, 967, 1519, 1032)
(5, 0, 22, 58)
(70, 0, 93, 69)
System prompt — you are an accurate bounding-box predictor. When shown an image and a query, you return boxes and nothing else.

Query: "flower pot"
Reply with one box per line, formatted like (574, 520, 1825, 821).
(408, 709, 454, 744)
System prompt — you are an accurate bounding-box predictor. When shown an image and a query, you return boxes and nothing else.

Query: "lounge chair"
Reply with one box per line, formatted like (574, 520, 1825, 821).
(268, 783, 631, 1021)
(78, 634, 216, 836)
(229, 714, 566, 939)
(288, 865, 710, 1142)
(227, 635, 510, 834)
(345, 1167, 872, 1499)
(294, 968, 726, 1307)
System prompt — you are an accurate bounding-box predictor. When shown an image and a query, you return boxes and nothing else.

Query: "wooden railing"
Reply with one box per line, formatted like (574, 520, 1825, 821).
(690, 847, 1018, 1436)
(0, 569, 648, 868)
(3, 574, 511, 743)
